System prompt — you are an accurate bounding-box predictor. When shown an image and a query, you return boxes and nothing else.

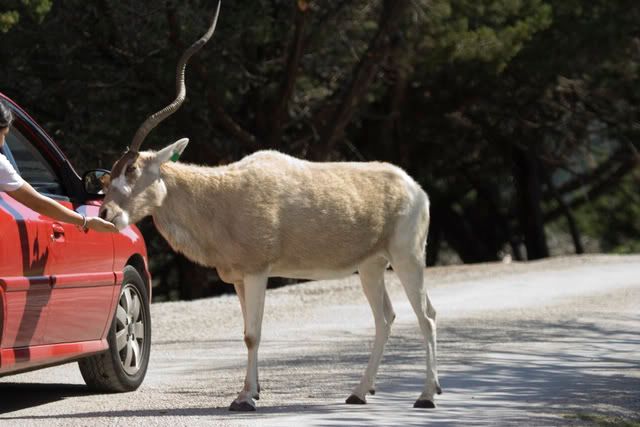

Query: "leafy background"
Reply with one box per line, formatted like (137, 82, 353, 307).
(1, 0, 638, 300)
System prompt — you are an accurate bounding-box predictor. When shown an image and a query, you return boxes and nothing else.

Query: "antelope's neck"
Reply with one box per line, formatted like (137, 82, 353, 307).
(150, 162, 226, 266)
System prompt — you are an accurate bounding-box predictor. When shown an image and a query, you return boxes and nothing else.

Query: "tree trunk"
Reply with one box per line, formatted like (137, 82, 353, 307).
(513, 145, 550, 260)
(266, 1, 309, 149)
(432, 203, 498, 263)
(379, 41, 409, 161)
(542, 167, 584, 254)
(177, 255, 210, 300)
(426, 225, 441, 266)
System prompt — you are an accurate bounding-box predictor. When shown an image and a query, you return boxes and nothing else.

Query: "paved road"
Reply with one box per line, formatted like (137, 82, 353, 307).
(1, 255, 639, 426)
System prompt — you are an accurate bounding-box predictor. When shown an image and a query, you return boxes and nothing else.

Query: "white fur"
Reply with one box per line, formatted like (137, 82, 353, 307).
(111, 175, 132, 196)
(112, 210, 130, 230)
(100, 147, 441, 409)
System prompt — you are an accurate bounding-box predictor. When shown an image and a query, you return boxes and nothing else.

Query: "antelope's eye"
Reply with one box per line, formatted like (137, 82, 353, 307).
(125, 165, 137, 175)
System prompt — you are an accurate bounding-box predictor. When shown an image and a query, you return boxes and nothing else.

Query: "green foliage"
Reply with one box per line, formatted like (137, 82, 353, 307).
(0, 0, 51, 32)
(1, 0, 638, 297)
(0, 11, 19, 33)
(576, 171, 640, 253)
(21, 0, 52, 19)
(438, 0, 552, 71)
(408, 0, 552, 73)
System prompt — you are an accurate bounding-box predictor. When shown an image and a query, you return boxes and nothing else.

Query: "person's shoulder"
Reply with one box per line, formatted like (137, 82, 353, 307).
(0, 152, 25, 192)
(0, 152, 13, 169)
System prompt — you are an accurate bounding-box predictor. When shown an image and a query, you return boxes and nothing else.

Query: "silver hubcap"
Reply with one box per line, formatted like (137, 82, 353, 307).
(116, 284, 146, 375)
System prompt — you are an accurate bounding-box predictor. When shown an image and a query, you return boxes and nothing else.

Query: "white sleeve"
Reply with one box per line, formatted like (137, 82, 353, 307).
(0, 153, 25, 192)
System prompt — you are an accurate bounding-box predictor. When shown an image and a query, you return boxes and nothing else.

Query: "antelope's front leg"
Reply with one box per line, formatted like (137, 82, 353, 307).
(229, 274, 268, 411)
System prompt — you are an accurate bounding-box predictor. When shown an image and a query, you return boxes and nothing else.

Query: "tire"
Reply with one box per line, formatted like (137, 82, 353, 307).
(79, 265, 151, 392)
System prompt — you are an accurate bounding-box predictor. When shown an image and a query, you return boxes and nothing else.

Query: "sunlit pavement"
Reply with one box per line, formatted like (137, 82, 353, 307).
(2, 255, 639, 426)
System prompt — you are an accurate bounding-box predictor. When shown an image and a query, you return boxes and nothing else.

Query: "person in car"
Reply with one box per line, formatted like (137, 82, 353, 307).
(0, 99, 116, 232)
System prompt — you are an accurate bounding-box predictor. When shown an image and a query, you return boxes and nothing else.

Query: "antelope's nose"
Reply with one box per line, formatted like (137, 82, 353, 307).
(99, 208, 109, 220)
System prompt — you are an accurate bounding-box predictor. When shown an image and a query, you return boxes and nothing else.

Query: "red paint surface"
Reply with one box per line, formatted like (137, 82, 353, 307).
(0, 339, 108, 374)
(0, 91, 150, 376)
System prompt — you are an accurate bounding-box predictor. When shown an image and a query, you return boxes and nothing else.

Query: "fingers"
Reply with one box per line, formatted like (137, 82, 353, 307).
(87, 216, 119, 232)
(98, 218, 118, 232)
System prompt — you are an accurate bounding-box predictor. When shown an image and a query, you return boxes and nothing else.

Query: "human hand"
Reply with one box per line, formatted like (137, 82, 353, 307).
(85, 216, 118, 233)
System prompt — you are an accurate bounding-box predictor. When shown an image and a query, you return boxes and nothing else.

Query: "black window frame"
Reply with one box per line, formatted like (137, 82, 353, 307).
(2, 99, 88, 203)
(3, 125, 68, 200)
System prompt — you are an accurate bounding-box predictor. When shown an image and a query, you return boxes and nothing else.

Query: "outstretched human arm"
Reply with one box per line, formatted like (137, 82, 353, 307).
(8, 182, 117, 232)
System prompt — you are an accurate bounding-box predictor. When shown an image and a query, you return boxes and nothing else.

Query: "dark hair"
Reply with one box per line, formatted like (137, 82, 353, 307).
(0, 99, 14, 129)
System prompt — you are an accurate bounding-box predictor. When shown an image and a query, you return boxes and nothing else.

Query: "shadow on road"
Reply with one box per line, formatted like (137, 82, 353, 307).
(1, 312, 638, 426)
(0, 403, 346, 422)
(0, 383, 91, 414)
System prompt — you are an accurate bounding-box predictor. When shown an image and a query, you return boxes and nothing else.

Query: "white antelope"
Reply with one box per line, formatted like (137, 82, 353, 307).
(99, 2, 441, 411)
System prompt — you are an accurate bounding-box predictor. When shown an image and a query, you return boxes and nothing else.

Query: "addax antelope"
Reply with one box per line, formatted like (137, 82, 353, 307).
(98, 1, 441, 411)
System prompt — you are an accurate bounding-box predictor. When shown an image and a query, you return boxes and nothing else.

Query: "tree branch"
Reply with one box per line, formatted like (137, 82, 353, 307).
(301, 0, 351, 50)
(547, 146, 629, 197)
(544, 157, 638, 222)
(313, 0, 411, 159)
(267, 1, 310, 148)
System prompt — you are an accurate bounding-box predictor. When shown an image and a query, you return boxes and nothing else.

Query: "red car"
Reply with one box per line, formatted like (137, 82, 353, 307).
(0, 92, 152, 391)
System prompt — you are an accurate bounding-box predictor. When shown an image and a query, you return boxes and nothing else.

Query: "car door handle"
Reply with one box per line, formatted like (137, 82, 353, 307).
(51, 223, 65, 241)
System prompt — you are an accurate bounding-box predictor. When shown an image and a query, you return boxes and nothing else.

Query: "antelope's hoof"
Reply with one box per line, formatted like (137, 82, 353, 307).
(369, 389, 376, 395)
(346, 394, 366, 405)
(414, 399, 436, 409)
(229, 399, 256, 412)
(436, 385, 443, 395)
(254, 383, 261, 399)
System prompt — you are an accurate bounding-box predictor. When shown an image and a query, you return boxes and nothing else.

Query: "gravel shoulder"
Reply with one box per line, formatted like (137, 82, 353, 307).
(1, 254, 639, 426)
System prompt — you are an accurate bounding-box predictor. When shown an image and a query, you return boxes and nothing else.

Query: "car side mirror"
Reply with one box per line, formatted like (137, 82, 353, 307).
(83, 169, 111, 196)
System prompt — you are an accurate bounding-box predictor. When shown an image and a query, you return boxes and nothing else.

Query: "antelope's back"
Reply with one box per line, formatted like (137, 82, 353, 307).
(227, 151, 427, 273)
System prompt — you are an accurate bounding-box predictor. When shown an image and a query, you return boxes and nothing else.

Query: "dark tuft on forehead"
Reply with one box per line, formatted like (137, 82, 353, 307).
(111, 151, 140, 178)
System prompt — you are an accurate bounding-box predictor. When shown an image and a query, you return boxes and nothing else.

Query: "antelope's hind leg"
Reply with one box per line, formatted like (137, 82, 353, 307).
(392, 256, 441, 408)
(346, 257, 395, 405)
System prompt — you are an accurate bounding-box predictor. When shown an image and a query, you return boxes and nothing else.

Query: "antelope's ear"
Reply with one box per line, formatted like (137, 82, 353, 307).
(155, 138, 189, 164)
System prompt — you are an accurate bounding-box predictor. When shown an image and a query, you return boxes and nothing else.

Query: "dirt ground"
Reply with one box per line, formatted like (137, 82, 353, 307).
(1, 254, 639, 426)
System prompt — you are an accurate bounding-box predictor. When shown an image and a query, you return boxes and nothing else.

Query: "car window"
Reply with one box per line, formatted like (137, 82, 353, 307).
(4, 127, 66, 197)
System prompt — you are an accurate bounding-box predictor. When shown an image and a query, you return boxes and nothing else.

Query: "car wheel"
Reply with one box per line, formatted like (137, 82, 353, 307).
(79, 265, 151, 392)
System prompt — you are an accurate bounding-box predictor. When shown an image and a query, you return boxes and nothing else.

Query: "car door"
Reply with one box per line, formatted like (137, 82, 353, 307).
(45, 200, 117, 343)
(0, 190, 52, 349)
(4, 122, 117, 345)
